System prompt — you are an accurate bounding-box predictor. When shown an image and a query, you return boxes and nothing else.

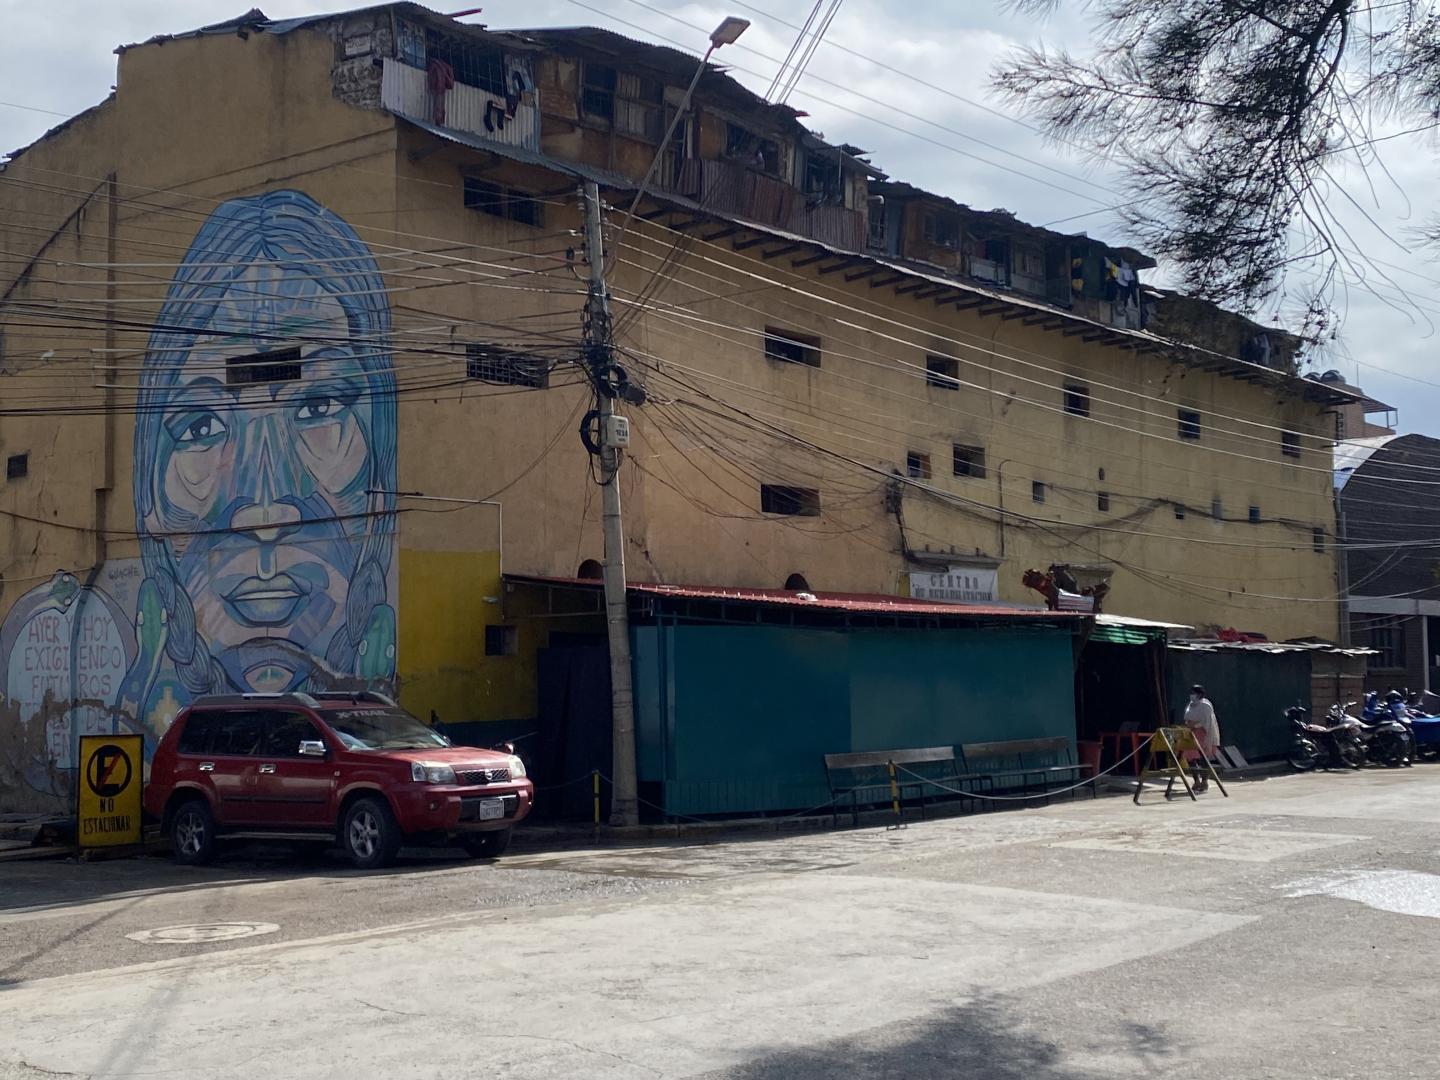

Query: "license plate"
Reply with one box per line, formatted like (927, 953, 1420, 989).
(477, 798, 506, 821)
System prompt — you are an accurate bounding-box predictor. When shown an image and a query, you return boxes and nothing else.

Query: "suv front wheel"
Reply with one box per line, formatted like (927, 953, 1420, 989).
(341, 796, 401, 869)
(461, 827, 512, 859)
(171, 798, 217, 865)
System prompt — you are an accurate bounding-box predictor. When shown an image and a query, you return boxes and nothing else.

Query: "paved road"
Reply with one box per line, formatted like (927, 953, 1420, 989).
(4, 769, 1440, 1078)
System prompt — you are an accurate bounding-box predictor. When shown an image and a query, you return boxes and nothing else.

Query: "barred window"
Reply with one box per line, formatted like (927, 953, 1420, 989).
(466, 344, 549, 388)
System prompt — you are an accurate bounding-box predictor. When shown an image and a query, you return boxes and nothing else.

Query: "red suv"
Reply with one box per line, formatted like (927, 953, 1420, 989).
(144, 692, 534, 869)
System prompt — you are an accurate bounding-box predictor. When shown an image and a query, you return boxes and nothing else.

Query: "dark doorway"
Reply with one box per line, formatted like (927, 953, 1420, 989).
(533, 640, 612, 821)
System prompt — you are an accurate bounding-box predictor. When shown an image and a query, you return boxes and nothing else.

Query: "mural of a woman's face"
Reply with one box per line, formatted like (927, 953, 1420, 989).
(131, 190, 398, 702)
(147, 266, 378, 691)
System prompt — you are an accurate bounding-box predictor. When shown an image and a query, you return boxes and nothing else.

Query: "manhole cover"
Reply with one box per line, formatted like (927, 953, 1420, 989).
(126, 922, 280, 944)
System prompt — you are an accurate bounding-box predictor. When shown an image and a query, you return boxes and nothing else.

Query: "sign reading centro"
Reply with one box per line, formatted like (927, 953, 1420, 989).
(78, 733, 142, 847)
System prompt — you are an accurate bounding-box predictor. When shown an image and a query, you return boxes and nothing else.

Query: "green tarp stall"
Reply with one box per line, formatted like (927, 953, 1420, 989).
(626, 586, 1084, 818)
(1165, 643, 1313, 761)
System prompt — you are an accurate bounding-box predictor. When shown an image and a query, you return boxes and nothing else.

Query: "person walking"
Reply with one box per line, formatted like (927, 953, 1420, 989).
(1183, 685, 1221, 792)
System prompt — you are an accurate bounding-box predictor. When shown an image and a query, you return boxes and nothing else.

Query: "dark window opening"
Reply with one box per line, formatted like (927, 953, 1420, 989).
(926, 355, 959, 390)
(1177, 408, 1202, 441)
(1098, 467, 1106, 482)
(583, 64, 665, 140)
(922, 211, 961, 249)
(581, 61, 618, 121)
(784, 573, 811, 591)
(764, 327, 821, 367)
(1313, 527, 1325, 553)
(953, 444, 987, 479)
(485, 625, 519, 657)
(725, 123, 780, 175)
(1032, 481, 1046, 503)
(578, 558, 603, 580)
(425, 30, 506, 95)
(803, 153, 843, 204)
(906, 451, 932, 480)
(761, 484, 821, 517)
(1248, 505, 1261, 524)
(1097, 491, 1110, 512)
(1211, 497, 1223, 519)
(1063, 382, 1091, 418)
(868, 209, 887, 249)
(1367, 622, 1406, 670)
(1281, 431, 1301, 458)
(463, 177, 542, 227)
(226, 347, 302, 387)
(5, 453, 28, 481)
(1174, 503, 1186, 520)
(466, 344, 549, 388)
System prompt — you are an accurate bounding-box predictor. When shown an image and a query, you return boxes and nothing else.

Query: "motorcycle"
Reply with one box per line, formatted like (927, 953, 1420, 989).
(1287, 705, 1365, 771)
(1334, 700, 1410, 768)
(1403, 692, 1440, 761)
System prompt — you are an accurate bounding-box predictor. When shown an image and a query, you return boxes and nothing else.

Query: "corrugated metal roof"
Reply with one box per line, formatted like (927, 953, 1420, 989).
(507, 575, 1083, 620)
(1096, 614, 1193, 631)
(1169, 639, 1376, 656)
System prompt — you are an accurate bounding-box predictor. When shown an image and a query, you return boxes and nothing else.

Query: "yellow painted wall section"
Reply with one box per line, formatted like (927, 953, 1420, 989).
(397, 549, 540, 724)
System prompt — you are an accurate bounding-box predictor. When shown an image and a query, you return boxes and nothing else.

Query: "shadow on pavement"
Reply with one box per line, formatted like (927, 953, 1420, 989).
(710, 995, 1175, 1080)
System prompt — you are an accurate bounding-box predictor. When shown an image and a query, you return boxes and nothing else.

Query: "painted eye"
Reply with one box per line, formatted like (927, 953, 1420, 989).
(175, 412, 227, 444)
(295, 395, 344, 421)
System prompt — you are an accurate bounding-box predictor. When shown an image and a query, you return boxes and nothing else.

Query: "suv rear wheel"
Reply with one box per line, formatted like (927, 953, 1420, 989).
(171, 798, 217, 866)
(342, 796, 401, 869)
(461, 827, 512, 859)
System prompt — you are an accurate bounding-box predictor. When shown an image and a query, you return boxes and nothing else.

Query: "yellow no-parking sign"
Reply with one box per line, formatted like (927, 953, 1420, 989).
(77, 733, 142, 847)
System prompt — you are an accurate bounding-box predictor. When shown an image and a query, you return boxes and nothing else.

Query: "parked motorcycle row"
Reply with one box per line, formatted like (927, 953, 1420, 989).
(1288, 690, 1440, 772)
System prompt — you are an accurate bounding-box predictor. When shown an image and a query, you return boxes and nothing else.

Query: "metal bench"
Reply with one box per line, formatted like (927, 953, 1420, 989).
(821, 746, 987, 826)
(958, 737, 1096, 801)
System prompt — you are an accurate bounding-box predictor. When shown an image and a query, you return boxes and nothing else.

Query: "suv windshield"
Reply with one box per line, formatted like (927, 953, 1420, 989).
(324, 708, 451, 751)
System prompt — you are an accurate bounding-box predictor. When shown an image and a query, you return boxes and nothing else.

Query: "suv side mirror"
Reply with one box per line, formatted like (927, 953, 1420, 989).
(298, 740, 327, 758)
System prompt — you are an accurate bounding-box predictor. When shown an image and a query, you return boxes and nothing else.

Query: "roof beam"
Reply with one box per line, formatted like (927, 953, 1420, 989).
(790, 251, 829, 269)
(869, 274, 908, 288)
(700, 226, 738, 242)
(913, 285, 951, 300)
(732, 235, 768, 251)
(845, 265, 883, 283)
(977, 304, 1012, 317)
(817, 258, 861, 275)
(891, 281, 926, 297)
(760, 243, 805, 260)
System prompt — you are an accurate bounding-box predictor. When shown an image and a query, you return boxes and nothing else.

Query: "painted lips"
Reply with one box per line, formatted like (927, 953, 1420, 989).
(222, 573, 310, 626)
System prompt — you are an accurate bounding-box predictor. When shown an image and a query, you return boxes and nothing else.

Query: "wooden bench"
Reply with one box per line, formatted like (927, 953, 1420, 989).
(958, 737, 1096, 801)
(822, 746, 988, 826)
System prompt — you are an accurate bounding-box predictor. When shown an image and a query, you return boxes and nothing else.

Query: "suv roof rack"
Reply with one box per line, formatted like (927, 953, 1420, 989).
(188, 691, 322, 708)
(309, 691, 399, 707)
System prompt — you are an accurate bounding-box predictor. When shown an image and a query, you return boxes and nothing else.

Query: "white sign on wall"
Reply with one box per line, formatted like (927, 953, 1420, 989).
(909, 567, 999, 604)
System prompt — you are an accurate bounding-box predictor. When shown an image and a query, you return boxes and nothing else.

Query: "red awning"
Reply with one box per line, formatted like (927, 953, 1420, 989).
(506, 575, 1083, 620)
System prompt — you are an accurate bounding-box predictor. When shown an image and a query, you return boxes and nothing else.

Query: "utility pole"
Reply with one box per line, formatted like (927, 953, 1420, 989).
(580, 180, 639, 827)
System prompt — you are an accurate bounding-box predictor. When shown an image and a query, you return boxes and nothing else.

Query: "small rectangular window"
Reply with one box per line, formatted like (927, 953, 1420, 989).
(764, 326, 821, 367)
(464, 178, 542, 227)
(760, 484, 821, 517)
(1063, 382, 1091, 418)
(581, 62, 618, 120)
(1367, 622, 1406, 670)
(1211, 497, 1223, 520)
(466, 344, 549, 388)
(1097, 491, 1110, 512)
(1248, 505, 1261, 524)
(952, 444, 987, 479)
(1032, 481, 1046, 504)
(906, 451, 931, 480)
(1313, 527, 1325, 553)
(1174, 503, 1186, 521)
(1177, 408, 1202, 441)
(926, 355, 958, 390)
(922, 211, 960, 249)
(1281, 431, 1301, 458)
(6, 453, 28, 480)
(485, 625, 518, 657)
(226, 347, 301, 387)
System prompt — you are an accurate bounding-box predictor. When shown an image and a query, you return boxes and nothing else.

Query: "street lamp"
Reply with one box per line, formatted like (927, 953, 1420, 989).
(620, 16, 751, 231)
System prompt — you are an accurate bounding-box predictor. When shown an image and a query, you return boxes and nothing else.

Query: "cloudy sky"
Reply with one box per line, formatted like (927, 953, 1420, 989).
(3, 0, 1436, 433)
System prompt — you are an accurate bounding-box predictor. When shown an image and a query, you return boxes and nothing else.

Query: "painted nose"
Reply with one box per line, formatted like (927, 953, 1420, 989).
(230, 498, 301, 544)
(231, 435, 303, 543)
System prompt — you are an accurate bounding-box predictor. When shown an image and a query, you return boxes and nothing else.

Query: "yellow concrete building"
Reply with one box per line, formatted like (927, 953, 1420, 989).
(0, 5, 1359, 803)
